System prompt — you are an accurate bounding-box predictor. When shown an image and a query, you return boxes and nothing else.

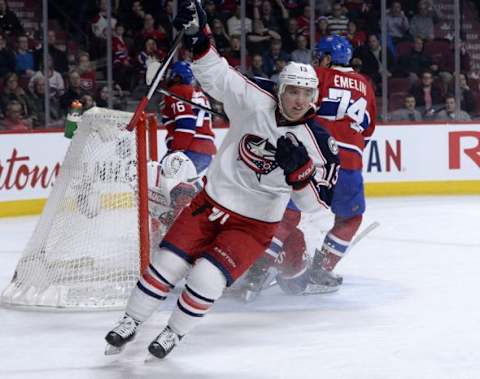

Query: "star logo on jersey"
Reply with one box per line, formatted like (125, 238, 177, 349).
(238, 134, 278, 181)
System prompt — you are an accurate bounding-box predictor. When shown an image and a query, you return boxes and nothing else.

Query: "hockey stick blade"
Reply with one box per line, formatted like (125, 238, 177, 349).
(127, 29, 185, 131)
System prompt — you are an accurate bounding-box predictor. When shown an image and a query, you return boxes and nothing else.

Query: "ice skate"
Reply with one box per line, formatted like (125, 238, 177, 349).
(239, 257, 276, 302)
(104, 315, 139, 355)
(305, 249, 343, 294)
(146, 325, 182, 360)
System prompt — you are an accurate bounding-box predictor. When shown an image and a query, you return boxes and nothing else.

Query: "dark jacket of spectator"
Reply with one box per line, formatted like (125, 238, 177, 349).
(0, 33, 15, 77)
(0, 1, 24, 37)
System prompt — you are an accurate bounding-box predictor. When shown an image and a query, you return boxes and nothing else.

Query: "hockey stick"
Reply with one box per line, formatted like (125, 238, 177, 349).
(126, 29, 185, 131)
(347, 221, 380, 252)
(157, 87, 228, 119)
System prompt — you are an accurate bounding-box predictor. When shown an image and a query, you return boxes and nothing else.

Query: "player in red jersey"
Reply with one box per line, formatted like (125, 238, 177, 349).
(306, 35, 376, 293)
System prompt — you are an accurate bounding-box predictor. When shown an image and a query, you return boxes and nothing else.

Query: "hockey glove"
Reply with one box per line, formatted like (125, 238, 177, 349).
(275, 133, 315, 190)
(173, 0, 210, 56)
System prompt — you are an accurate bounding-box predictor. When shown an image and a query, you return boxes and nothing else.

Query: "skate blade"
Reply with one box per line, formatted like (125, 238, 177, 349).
(144, 352, 161, 364)
(104, 343, 125, 355)
(303, 283, 340, 295)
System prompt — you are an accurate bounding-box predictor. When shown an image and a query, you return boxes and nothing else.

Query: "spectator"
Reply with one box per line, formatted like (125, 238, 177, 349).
(0, 72, 31, 117)
(120, 0, 145, 36)
(295, 4, 312, 33)
(327, 2, 349, 36)
(0, 32, 15, 78)
(385, 1, 409, 44)
(95, 84, 127, 110)
(409, 70, 444, 117)
(290, 34, 311, 64)
(435, 95, 471, 121)
(28, 56, 65, 98)
(0, 0, 24, 37)
(409, 0, 440, 41)
(247, 19, 280, 55)
(112, 23, 134, 91)
(80, 93, 95, 111)
(253, 0, 284, 34)
(280, 17, 300, 53)
(33, 30, 68, 74)
(15, 34, 34, 78)
(224, 35, 251, 69)
(205, 1, 222, 26)
(211, 18, 231, 55)
(137, 38, 163, 74)
(269, 57, 287, 83)
(91, 0, 117, 40)
(351, 57, 363, 73)
(26, 76, 62, 128)
(394, 37, 433, 83)
(353, 34, 395, 94)
(345, 20, 366, 48)
(356, 1, 381, 35)
(315, 16, 329, 42)
(262, 39, 289, 77)
(315, 0, 331, 17)
(389, 94, 422, 121)
(247, 53, 268, 78)
(138, 14, 168, 52)
(447, 73, 476, 114)
(0, 99, 31, 130)
(227, 3, 252, 36)
(157, 0, 174, 41)
(60, 69, 87, 114)
(76, 51, 96, 92)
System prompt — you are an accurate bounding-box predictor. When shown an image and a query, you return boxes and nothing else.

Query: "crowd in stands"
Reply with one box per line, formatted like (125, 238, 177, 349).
(1, 0, 480, 131)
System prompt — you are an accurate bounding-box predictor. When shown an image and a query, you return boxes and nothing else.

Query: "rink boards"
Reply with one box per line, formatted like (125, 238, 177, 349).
(1, 121, 479, 217)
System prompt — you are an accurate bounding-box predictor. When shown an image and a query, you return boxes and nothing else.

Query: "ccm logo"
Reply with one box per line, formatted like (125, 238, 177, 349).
(449, 131, 480, 169)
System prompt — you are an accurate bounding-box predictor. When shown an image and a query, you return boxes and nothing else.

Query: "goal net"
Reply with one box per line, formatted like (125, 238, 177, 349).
(1, 107, 154, 310)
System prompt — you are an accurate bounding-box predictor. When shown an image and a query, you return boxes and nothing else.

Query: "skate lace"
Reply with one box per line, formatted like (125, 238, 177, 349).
(157, 327, 179, 351)
(114, 317, 137, 338)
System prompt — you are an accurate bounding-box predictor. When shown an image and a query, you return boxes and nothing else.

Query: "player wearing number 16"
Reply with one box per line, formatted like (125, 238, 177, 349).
(104, 0, 339, 360)
(307, 35, 377, 292)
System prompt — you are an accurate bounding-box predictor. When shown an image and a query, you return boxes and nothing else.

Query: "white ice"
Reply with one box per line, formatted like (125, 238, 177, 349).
(1, 196, 480, 379)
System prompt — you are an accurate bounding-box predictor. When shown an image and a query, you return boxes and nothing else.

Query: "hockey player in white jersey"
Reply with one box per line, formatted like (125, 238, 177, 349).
(104, 0, 340, 360)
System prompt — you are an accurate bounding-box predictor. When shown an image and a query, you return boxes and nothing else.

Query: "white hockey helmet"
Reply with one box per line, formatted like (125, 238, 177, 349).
(277, 62, 319, 117)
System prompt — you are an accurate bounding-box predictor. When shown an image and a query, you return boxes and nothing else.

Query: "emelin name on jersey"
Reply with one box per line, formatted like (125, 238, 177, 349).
(333, 75, 367, 96)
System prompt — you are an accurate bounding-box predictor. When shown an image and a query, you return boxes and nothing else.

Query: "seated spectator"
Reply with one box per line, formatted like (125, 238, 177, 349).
(386, 1, 409, 44)
(227, 4, 252, 36)
(394, 37, 433, 83)
(453, 73, 476, 114)
(353, 34, 395, 94)
(409, 0, 440, 41)
(254, 0, 288, 34)
(91, 0, 117, 40)
(119, 0, 145, 36)
(112, 23, 134, 91)
(26, 77, 62, 128)
(247, 54, 268, 79)
(269, 57, 287, 83)
(0, 0, 24, 38)
(435, 95, 471, 121)
(211, 19, 231, 56)
(76, 51, 96, 92)
(137, 14, 168, 53)
(80, 94, 95, 112)
(262, 39, 289, 77)
(290, 34, 310, 64)
(0, 32, 15, 78)
(295, 4, 313, 32)
(95, 84, 127, 110)
(389, 95, 422, 121)
(15, 34, 34, 79)
(315, 0, 331, 17)
(60, 69, 87, 114)
(157, 0, 174, 41)
(409, 70, 444, 117)
(205, 0, 223, 26)
(224, 35, 251, 69)
(137, 38, 163, 74)
(247, 19, 280, 56)
(33, 30, 68, 74)
(0, 72, 32, 117)
(345, 20, 366, 48)
(0, 99, 31, 130)
(327, 2, 349, 36)
(28, 56, 65, 98)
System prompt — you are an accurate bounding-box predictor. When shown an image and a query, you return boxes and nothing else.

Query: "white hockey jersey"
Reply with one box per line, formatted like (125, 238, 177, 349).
(191, 47, 339, 222)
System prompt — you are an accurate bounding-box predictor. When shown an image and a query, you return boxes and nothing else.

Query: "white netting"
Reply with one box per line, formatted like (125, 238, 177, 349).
(1, 107, 142, 310)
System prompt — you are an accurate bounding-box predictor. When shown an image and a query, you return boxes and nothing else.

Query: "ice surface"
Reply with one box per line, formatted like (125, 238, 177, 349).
(1, 196, 479, 379)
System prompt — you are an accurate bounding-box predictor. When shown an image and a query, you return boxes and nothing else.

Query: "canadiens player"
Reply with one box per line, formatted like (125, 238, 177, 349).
(146, 60, 216, 231)
(307, 35, 376, 293)
(104, 0, 339, 360)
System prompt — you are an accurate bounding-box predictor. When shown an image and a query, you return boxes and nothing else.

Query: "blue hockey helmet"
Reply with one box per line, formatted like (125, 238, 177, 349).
(314, 35, 353, 65)
(170, 60, 194, 85)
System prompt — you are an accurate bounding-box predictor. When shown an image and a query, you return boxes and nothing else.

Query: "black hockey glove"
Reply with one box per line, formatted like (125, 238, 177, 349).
(275, 133, 315, 190)
(173, 0, 210, 56)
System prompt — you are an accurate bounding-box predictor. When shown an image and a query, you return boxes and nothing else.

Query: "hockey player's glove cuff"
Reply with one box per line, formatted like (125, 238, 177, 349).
(173, 0, 210, 57)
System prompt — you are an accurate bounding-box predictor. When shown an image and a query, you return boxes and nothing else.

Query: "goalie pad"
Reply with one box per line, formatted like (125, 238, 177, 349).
(147, 152, 200, 225)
